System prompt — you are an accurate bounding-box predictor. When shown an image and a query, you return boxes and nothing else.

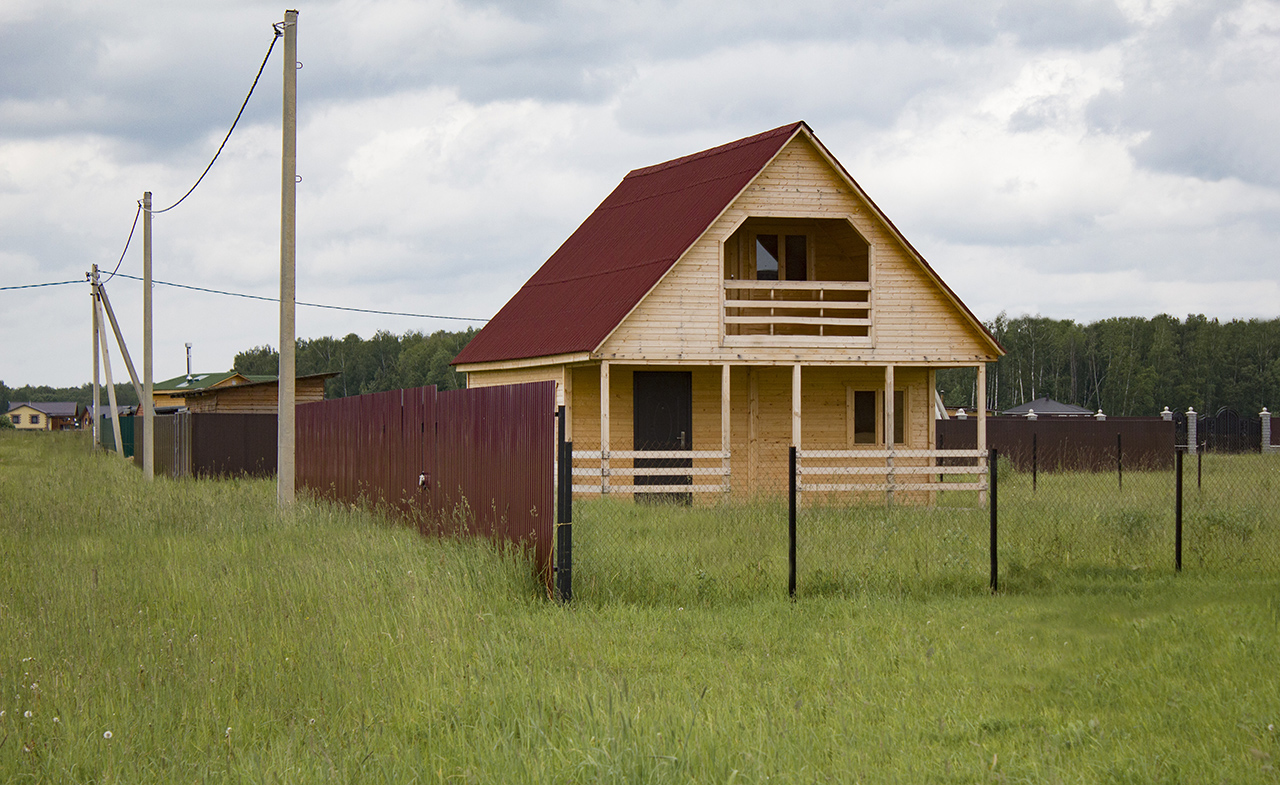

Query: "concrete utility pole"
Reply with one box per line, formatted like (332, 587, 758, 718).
(278, 8, 298, 505)
(143, 191, 155, 480)
(91, 265, 101, 448)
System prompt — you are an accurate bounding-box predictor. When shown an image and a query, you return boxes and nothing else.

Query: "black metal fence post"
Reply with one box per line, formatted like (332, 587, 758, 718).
(555, 405, 573, 603)
(1175, 446, 1183, 573)
(1031, 432, 1037, 493)
(989, 447, 998, 594)
(788, 446, 797, 600)
(1117, 432, 1123, 491)
(1197, 445, 1202, 490)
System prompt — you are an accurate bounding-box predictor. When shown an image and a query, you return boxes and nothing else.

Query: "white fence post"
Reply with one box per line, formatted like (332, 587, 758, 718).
(1262, 407, 1272, 453)
(1161, 406, 1173, 421)
(1187, 407, 1197, 454)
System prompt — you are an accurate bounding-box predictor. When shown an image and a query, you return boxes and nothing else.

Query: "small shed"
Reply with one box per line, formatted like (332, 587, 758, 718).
(454, 122, 1004, 498)
(178, 372, 336, 413)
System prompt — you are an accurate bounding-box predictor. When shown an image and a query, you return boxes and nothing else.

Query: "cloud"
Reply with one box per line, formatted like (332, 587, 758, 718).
(1088, 0, 1280, 186)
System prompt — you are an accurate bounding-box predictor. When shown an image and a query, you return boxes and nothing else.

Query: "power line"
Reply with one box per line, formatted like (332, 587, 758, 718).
(103, 201, 142, 283)
(0, 280, 82, 291)
(150, 26, 282, 215)
(111, 273, 489, 322)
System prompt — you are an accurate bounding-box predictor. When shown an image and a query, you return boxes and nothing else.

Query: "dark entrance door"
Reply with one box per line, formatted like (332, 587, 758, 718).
(633, 371, 693, 504)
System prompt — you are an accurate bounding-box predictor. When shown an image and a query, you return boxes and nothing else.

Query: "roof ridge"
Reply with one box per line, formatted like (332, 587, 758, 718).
(623, 121, 805, 180)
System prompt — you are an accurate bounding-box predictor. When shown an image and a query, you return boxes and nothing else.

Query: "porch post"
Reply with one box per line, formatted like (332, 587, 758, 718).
(600, 360, 610, 495)
(721, 363, 731, 493)
(791, 363, 802, 448)
(977, 362, 988, 504)
(885, 363, 895, 504)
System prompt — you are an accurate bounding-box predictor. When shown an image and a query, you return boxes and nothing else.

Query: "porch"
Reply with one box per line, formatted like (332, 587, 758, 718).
(564, 361, 989, 502)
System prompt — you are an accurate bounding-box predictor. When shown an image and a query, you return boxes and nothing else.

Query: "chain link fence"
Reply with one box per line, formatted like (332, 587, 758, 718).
(558, 438, 1280, 603)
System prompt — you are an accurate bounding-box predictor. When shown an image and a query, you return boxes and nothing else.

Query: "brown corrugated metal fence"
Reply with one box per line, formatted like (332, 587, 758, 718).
(296, 382, 556, 581)
(937, 417, 1176, 471)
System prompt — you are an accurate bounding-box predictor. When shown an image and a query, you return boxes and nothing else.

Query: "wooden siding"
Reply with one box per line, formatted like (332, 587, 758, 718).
(597, 135, 995, 365)
(184, 379, 327, 414)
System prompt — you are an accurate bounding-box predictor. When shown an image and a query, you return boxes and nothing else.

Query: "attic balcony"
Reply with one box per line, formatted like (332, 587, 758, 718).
(722, 216, 872, 348)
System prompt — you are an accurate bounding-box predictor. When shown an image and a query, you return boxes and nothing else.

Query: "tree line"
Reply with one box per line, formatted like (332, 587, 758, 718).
(937, 313, 1280, 417)
(232, 328, 476, 399)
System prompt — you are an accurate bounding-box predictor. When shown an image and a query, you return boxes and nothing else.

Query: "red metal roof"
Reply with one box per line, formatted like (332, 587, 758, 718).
(453, 122, 806, 365)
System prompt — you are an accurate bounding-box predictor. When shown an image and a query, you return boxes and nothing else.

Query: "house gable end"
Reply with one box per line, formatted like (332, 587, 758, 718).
(599, 132, 999, 364)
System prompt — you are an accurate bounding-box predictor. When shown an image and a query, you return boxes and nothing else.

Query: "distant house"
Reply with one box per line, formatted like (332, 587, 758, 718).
(152, 372, 334, 413)
(178, 372, 336, 414)
(1001, 398, 1092, 417)
(152, 372, 271, 410)
(7, 402, 88, 431)
(455, 122, 1003, 497)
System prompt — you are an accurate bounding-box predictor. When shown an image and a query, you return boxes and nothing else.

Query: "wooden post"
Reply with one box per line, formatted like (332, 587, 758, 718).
(142, 191, 154, 480)
(977, 362, 987, 504)
(884, 363, 895, 504)
(278, 8, 299, 506)
(600, 360, 610, 494)
(721, 363, 731, 493)
(748, 367, 759, 490)
(791, 363, 801, 448)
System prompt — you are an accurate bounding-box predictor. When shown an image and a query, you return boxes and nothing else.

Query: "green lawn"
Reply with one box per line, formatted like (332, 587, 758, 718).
(2, 431, 1277, 782)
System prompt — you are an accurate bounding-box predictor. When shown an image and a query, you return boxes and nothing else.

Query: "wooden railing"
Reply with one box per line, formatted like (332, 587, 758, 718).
(796, 448, 987, 499)
(723, 280, 871, 344)
(572, 450, 730, 495)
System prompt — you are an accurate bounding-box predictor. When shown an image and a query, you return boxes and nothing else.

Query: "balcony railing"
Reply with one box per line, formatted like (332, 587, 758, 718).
(723, 280, 871, 345)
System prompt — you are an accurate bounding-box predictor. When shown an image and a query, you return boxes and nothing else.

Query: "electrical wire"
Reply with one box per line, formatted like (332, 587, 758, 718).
(150, 26, 282, 215)
(111, 273, 489, 322)
(0, 280, 83, 291)
(103, 201, 142, 283)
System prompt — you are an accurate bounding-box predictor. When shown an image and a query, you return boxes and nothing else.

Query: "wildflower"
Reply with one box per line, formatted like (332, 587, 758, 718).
(24, 710, 32, 718)
(52, 717, 59, 723)
(225, 727, 232, 737)
(103, 731, 112, 739)
(309, 718, 315, 725)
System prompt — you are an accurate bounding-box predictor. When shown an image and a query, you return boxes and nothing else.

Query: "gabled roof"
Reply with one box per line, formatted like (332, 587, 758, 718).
(454, 122, 807, 366)
(177, 371, 338, 398)
(154, 371, 254, 393)
(7, 401, 84, 417)
(453, 121, 1001, 366)
(1002, 397, 1093, 416)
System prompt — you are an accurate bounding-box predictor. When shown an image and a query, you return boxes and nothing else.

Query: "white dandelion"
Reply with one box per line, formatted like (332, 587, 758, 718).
(24, 710, 32, 718)
(103, 730, 112, 739)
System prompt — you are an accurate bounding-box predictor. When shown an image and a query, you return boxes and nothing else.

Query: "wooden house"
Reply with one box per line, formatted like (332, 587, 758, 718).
(175, 372, 335, 414)
(152, 371, 269, 410)
(7, 402, 88, 431)
(454, 122, 1004, 499)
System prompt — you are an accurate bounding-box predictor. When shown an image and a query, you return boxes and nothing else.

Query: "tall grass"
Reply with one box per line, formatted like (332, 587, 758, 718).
(2, 431, 1278, 782)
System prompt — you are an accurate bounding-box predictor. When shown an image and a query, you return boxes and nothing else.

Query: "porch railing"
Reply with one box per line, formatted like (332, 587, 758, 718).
(723, 280, 871, 343)
(572, 450, 730, 495)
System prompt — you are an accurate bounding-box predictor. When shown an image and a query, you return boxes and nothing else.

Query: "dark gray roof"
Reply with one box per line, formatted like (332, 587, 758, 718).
(1002, 397, 1093, 416)
(8, 401, 85, 417)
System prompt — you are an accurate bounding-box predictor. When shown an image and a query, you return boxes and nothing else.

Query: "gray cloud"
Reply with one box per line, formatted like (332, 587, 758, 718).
(1087, 0, 1280, 187)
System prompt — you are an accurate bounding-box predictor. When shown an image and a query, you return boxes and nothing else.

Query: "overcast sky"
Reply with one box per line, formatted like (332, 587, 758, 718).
(2, 0, 1278, 387)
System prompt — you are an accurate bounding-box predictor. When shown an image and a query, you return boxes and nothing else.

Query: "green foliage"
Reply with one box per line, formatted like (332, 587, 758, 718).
(0, 413, 13, 429)
(938, 313, 1280, 416)
(231, 344, 279, 375)
(230, 327, 476, 399)
(2, 380, 139, 410)
(2, 432, 1278, 782)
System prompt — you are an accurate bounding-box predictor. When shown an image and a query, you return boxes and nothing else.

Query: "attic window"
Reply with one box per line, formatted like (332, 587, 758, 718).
(754, 234, 807, 281)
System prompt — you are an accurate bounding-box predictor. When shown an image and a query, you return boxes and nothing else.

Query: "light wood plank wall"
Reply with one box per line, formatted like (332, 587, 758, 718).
(598, 135, 996, 365)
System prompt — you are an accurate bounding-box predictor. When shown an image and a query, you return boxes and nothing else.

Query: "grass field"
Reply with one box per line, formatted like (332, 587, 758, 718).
(2, 431, 1278, 782)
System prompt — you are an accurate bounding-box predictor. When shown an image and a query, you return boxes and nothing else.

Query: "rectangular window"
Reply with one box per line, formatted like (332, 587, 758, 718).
(29, 414, 39, 426)
(785, 235, 807, 281)
(11, 414, 20, 425)
(753, 233, 808, 281)
(853, 390, 876, 444)
(755, 236, 779, 281)
(893, 390, 905, 445)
